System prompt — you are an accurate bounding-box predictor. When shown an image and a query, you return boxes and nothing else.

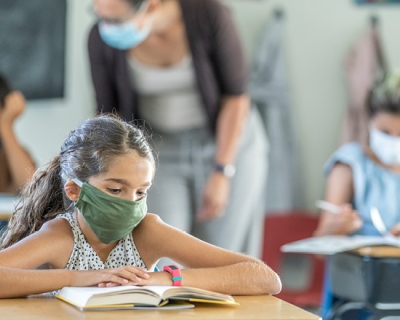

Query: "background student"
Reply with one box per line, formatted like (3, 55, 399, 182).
(87, 0, 268, 258)
(0, 74, 36, 194)
(0, 114, 281, 298)
(314, 71, 400, 237)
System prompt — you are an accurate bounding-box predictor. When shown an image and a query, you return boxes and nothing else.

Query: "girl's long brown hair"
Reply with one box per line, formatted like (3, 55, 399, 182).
(1, 114, 154, 248)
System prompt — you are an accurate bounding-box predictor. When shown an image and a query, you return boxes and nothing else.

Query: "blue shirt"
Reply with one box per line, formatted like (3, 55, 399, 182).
(324, 142, 400, 236)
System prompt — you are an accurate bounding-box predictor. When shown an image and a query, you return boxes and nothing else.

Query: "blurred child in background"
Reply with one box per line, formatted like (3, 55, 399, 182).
(0, 74, 36, 194)
(315, 71, 400, 320)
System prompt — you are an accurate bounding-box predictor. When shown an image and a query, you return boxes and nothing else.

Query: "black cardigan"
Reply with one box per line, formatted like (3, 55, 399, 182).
(88, 0, 248, 133)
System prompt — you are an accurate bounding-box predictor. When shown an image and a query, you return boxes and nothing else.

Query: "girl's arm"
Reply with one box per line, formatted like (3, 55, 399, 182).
(0, 92, 36, 192)
(0, 219, 75, 270)
(313, 163, 363, 236)
(133, 214, 282, 295)
(0, 219, 150, 298)
(0, 267, 141, 298)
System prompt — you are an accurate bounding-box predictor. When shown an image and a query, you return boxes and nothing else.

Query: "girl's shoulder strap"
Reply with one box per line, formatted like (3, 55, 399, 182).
(55, 211, 81, 238)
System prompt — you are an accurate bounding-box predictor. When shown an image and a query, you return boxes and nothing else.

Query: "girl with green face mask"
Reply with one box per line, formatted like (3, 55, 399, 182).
(0, 114, 281, 298)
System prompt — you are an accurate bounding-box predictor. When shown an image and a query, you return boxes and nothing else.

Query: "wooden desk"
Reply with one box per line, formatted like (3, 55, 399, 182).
(352, 245, 400, 258)
(0, 212, 11, 220)
(0, 295, 321, 320)
(328, 248, 400, 320)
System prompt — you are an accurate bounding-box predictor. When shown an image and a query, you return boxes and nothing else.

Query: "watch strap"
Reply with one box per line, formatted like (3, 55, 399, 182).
(163, 264, 182, 286)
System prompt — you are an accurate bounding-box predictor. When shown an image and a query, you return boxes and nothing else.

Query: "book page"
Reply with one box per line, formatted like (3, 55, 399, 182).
(78, 301, 195, 310)
(137, 286, 236, 303)
(57, 285, 236, 308)
(57, 286, 161, 308)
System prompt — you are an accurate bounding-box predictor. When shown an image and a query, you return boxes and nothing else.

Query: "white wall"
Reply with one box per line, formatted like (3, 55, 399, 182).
(14, 0, 96, 166)
(12, 0, 400, 208)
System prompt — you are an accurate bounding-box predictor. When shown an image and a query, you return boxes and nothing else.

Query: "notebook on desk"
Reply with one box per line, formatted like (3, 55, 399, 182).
(281, 235, 400, 255)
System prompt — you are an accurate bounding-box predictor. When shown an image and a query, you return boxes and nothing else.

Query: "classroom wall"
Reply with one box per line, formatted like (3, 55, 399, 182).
(12, 0, 400, 208)
(14, 0, 96, 166)
(227, 0, 400, 209)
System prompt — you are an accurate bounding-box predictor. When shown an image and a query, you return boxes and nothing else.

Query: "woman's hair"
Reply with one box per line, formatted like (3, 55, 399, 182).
(0, 73, 12, 108)
(367, 71, 400, 118)
(1, 114, 155, 248)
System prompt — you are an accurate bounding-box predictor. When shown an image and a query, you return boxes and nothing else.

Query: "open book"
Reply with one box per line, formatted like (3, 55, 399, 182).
(56, 285, 238, 310)
(281, 235, 400, 255)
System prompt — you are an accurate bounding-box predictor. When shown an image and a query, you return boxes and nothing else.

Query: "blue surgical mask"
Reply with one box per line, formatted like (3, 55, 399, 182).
(99, 20, 150, 50)
(369, 128, 400, 165)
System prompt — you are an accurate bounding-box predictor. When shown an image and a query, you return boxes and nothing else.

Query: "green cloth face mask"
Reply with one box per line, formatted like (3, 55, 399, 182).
(63, 173, 147, 244)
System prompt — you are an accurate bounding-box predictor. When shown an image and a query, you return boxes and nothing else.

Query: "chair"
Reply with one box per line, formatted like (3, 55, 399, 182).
(262, 210, 325, 308)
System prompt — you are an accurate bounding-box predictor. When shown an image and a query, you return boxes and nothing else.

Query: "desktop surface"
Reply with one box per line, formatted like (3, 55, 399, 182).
(0, 294, 321, 319)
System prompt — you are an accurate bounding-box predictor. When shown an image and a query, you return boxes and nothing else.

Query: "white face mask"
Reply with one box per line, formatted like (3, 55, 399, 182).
(369, 128, 400, 165)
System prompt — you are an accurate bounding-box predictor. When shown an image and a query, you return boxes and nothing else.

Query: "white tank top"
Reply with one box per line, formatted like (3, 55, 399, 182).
(127, 55, 208, 132)
(56, 211, 146, 271)
(49, 211, 147, 295)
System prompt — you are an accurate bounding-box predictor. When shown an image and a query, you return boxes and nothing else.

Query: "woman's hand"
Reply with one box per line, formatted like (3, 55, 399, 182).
(70, 266, 149, 288)
(0, 91, 26, 127)
(196, 172, 230, 222)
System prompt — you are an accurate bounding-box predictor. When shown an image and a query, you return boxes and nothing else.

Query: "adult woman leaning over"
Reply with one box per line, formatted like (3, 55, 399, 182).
(88, 0, 268, 258)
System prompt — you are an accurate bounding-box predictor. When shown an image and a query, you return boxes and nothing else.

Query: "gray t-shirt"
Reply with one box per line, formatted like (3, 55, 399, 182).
(128, 55, 207, 132)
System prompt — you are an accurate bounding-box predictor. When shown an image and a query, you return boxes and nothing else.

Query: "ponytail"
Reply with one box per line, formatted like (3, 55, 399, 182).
(1, 156, 73, 248)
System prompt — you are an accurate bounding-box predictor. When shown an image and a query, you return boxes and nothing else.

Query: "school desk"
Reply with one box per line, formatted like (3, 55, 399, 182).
(0, 294, 321, 319)
(327, 246, 400, 320)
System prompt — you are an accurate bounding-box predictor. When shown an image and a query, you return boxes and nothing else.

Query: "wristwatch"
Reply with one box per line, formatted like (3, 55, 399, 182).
(214, 163, 236, 178)
(163, 265, 183, 286)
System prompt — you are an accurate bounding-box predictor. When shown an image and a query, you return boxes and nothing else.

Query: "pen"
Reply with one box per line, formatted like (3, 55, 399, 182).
(315, 200, 341, 214)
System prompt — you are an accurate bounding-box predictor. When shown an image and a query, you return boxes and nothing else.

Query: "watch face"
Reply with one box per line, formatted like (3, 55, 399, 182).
(214, 163, 236, 178)
(169, 265, 178, 270)
(224, 165, 236, 178)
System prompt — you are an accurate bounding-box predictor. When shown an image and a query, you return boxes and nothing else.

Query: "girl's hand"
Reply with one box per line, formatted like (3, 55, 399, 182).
(94, 270, 174, 288)
(70, 266, 149, 288)
(196, 172, 230, 222)
(0, 91, 26, 126)
(389, 223, 400, 237)
(333, 203, 363, 234)
(134, 271, 174, 287)
(318, 203, 363, 236)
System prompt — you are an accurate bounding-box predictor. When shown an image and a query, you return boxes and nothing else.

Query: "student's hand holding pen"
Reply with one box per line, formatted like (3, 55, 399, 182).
(389, 223, 400, 237)
(314, 200, 363, 236)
